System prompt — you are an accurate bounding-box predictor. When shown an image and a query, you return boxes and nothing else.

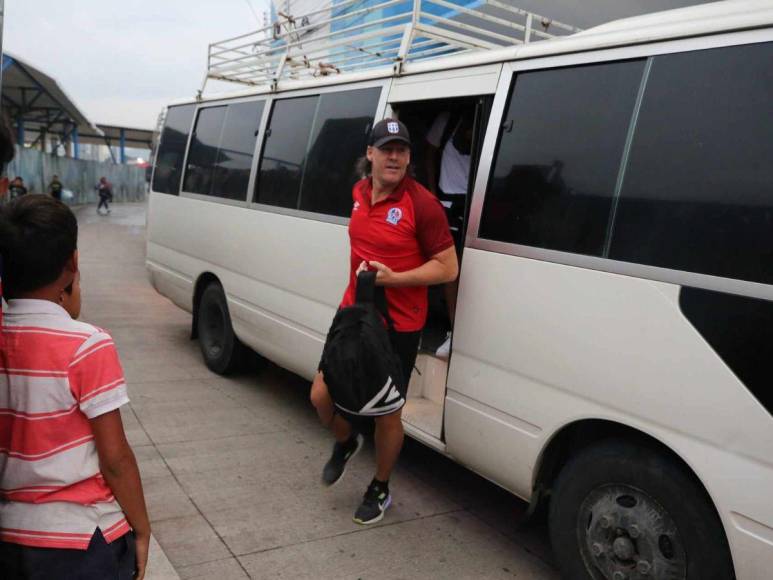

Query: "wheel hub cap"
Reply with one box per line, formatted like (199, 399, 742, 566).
(577, 484, 687, 580)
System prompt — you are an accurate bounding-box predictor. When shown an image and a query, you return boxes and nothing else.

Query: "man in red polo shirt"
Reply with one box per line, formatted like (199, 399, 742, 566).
(310, 118, 458, 525)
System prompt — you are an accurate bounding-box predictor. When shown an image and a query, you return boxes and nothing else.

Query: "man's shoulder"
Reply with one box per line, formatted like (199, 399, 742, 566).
(404, 178, 444, 215)
(353, 178, 369, 195)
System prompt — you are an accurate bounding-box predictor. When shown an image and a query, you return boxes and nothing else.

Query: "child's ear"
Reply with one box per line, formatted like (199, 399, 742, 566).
(73, 250, 79, 272)
(66, 250, 79, 274)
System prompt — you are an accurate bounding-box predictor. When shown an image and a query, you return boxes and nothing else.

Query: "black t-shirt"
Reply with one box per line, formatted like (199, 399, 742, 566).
(9, 185, 27, 198)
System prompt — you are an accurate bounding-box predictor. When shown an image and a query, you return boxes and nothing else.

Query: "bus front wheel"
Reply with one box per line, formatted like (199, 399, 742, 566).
(549, 439, 734, 580)
(197, 283, 245, 375)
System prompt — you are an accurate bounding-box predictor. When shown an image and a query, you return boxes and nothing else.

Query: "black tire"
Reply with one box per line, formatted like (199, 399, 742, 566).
(549, 439, 734, 580)
(197, 283, 245, 375)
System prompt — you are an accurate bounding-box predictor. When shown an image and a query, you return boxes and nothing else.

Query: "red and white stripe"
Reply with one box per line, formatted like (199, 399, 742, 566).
(0, 299, 131, 549)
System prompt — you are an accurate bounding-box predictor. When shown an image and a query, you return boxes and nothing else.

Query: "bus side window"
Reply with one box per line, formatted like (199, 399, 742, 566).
(183, 106, 227, 197)
(479, 60, 646, 256)
(153, 104, 196, 195)
(255, 95, 319, 209)
(608, 41, 773, 285)
(299, 87, 381, 217)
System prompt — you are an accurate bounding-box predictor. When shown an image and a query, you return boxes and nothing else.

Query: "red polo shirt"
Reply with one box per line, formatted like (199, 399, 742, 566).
(341, 176, 453, 332)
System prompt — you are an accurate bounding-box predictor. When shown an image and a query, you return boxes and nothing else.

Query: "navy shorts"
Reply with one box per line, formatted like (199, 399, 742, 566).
(0, 529, 136, 580)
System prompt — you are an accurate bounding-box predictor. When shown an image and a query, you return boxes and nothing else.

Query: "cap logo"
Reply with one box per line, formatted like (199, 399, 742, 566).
(386, 207, 402, 225)
(387, 122, 400, 134)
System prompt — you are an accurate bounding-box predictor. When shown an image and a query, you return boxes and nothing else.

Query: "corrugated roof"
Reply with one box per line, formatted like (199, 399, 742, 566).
(1, 52, 97, 135)
(1, 53, 153, 150)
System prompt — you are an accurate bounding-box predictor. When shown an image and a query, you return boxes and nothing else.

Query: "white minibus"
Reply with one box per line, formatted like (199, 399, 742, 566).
(146, 2, 773, 577)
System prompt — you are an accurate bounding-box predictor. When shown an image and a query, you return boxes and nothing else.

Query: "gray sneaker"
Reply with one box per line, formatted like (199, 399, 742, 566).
(353, 480, 392, 525)
(322, 434, 363, 486)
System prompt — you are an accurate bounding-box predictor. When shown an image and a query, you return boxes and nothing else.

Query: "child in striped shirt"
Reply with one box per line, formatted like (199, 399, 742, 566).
(0, 195, 150, 579)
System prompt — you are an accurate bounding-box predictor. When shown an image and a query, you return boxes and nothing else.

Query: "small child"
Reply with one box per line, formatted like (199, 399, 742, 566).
(0, 195, 150, 579)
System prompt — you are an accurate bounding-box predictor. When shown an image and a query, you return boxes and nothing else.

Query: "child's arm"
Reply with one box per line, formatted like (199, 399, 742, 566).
(91, 409, 151, 580)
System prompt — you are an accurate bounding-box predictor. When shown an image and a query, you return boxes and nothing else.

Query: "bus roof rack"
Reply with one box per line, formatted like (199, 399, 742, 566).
(201, 0, 582, 93)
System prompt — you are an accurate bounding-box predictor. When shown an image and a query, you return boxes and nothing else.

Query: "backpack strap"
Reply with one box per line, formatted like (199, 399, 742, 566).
(355, 271, 376, 304)
(355, 271, 394, 330)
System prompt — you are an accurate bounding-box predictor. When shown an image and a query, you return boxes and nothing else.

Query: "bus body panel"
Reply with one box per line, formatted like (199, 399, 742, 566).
(147, 192, 344, 379)
(388, 63, 502, 103)
(446, 247, 773, 577)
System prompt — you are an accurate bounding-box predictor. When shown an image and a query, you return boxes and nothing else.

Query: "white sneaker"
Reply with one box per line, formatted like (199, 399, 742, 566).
(435, 332, 452, 359)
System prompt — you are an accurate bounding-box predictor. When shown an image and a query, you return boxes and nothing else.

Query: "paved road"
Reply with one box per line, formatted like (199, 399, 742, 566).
(76, 202, 558, 580)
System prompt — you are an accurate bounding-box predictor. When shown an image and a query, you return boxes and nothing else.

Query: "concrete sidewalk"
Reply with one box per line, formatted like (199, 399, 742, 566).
(75, 202, 557, 580)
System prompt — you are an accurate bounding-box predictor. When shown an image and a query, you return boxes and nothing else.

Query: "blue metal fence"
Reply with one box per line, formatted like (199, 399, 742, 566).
(7, 146, 146, 205)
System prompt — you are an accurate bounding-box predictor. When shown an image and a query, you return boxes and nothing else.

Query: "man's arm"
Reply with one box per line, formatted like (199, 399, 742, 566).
(364, 245, 458, 287)
(91, 410, 151, 580)
(424, 113, 449, 196)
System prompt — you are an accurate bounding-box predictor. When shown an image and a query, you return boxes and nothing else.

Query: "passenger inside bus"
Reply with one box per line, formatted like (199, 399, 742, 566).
(425, 107, 474, 358)
(393, 99, 477, 360)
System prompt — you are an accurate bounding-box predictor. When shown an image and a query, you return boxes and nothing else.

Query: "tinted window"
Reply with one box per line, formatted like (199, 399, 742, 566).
(479, 60, 645, 255)
(610, 42, 773, 284)
(152, 104, 195, 195)
(211, 101, 264, 201)
(256, 96, 319, 209)
(183, 106, 226, 195)
(299, 87, 380, 216)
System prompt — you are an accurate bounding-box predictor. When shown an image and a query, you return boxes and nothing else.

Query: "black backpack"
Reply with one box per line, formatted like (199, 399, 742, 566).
(319, 271, 406, 417)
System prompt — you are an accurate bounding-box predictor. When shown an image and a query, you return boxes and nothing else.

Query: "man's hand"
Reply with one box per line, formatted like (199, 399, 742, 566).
(135, 532, 150, 579)
(356, 260, 400, 285)
(368, 261, 401, 286)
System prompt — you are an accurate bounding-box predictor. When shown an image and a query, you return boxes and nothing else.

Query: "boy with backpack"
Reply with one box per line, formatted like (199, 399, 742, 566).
(310, 118, 458, 525)
(97, 176, 113, 215)
(0, 194, 150, 579)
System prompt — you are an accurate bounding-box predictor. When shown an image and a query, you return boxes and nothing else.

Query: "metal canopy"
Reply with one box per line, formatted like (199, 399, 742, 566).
(1, 53, 152, 160)
(1, 52, 97, 144)
(202, 0, 581, 92)
(80, 124, 154, 150)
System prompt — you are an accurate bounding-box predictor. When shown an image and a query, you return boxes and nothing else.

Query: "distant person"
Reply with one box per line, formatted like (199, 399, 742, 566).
(96, 176, 113, 215)
(48, 174, 64, 201)
(425, 109, 474, 359)
(0, 194, 151, 579)
(8, 177, 27, 199)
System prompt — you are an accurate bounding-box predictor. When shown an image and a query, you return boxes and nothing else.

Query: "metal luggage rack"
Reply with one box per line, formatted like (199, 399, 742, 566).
(201, 0, 581, 93)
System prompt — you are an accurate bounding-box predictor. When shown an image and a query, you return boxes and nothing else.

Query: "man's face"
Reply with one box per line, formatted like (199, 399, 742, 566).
(367, 141, 410, 187)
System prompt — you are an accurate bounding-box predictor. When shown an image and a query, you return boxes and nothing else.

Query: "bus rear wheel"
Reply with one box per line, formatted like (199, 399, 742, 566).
(548, 439, 734, 580)
(197, 283, 245, 375)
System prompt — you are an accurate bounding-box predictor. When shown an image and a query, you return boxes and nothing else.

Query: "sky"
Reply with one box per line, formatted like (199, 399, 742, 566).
(4, 0, 713, 130)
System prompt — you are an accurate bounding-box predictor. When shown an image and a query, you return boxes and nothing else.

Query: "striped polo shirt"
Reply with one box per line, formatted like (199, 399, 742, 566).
(0, 299, 131, 549)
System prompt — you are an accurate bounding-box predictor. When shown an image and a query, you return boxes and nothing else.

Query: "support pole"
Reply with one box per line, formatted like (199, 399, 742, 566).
(16, 116, 23, 146)
(73, 126, 79, 160)
(119, 128, 126, 164)
(0, 0, 4, 98)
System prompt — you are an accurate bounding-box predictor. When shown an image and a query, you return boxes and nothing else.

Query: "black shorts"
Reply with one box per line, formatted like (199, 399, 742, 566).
(388, 329, 421, 397)
(0, 529, 136, 580)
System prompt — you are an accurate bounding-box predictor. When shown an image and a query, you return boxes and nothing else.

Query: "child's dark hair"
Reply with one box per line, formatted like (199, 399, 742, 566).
(0, 195, 78, 298)
(0, 116, 14, 169)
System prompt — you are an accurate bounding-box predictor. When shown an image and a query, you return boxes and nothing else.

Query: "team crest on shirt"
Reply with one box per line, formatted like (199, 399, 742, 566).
(386, 207, 402, 225)
(353, 200, 360, 211)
